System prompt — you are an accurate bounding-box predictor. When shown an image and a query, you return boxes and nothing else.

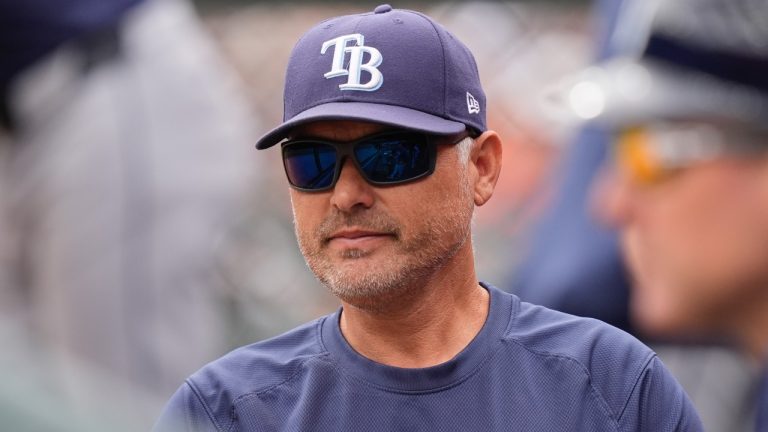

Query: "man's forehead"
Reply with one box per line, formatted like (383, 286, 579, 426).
(290, 120, 389, 141)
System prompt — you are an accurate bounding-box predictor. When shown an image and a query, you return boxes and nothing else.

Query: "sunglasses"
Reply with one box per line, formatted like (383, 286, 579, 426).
(614, 123, 768, 185)
(281, 130, 468, 191)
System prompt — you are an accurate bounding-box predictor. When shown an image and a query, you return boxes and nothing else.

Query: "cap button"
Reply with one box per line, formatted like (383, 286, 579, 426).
(374, 4, 392, 14)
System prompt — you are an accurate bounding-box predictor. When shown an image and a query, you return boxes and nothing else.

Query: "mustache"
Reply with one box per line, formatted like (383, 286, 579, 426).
(317, 210, 401, 242)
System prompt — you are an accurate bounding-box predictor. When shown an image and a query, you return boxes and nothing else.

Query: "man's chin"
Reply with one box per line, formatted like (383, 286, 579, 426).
(324, 276, 405, 310)
(314, 261, 420, 310)
(337, 248, 373, 260)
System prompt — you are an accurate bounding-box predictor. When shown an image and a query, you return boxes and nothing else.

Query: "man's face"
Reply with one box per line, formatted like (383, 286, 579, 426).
(595, 127, 768, 338)
(287, 121, 475, 310)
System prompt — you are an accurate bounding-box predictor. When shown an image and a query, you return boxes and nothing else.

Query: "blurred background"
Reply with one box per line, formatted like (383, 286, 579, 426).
(0, 0, 756, 431)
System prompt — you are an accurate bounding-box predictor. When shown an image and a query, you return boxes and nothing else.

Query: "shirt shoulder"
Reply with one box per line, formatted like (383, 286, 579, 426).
(506, 297, 654, 408)
(501, 293, 701, 430)
(154, 316, 331, 432)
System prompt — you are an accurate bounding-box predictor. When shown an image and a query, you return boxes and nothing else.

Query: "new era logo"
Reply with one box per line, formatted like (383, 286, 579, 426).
(466, 92, 480, 114)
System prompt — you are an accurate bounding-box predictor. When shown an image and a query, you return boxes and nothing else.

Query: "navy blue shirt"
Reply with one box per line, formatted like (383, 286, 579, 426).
(154, 283, 702, 431)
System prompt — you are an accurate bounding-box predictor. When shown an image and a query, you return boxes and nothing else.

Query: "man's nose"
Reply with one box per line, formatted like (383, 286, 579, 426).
(330, 158, 375, 212)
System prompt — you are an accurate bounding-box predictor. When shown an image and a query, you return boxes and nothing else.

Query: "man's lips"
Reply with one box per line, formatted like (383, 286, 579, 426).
(326, 229, 394, 248)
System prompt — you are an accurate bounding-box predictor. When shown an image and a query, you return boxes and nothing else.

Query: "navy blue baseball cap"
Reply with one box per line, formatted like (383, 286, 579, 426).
(255, 4, 487, 149)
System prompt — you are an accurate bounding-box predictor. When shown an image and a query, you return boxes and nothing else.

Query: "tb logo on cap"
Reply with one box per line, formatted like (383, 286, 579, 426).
(321, 34, 383, 92)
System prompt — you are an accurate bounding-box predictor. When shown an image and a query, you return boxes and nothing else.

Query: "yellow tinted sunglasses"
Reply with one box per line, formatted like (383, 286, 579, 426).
(614, 123, 767, 185)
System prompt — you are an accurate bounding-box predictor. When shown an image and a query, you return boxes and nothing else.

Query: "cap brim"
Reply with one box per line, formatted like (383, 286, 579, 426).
(545, 57, 768, 129)
(255, 102, 467, 149)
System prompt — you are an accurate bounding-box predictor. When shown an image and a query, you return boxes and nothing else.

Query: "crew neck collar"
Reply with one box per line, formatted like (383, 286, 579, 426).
(320, 282, 514, 393)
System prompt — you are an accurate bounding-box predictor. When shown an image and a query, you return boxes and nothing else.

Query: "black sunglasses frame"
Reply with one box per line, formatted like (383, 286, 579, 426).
(281, 130, 468, 192)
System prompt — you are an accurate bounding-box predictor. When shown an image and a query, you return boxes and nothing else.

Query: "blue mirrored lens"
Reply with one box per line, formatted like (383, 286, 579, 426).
(354, 135, 431, 183)
(283, 143, 337, 189)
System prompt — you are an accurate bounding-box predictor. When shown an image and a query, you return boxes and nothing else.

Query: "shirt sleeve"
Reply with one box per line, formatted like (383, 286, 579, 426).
(618, 355, 704, 432)
(152, 381, 223, 432)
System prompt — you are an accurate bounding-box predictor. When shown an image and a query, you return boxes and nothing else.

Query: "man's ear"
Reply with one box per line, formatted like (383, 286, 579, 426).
(469, 130, 503, 206)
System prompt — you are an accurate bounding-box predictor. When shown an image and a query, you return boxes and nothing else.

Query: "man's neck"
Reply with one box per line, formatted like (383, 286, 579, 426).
(338, 247, 489, 369)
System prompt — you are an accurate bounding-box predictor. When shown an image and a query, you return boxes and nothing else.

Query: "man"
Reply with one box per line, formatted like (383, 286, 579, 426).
(154, 5, 702, 431)
(571, 0, 768, 429)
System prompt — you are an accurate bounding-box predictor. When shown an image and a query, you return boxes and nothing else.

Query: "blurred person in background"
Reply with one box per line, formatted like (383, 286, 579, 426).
(512, 0, 634, 335)
(562, 0, 768, 430)
(0, 0, 258, 428)
(155, 5, 701, 431)
(516, 0, 757, 429)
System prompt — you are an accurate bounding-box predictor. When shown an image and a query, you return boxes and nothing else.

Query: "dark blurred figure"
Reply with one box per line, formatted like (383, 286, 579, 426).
(0, 0, 257, 429)
(511, 0, 633, 334)
(566, 0, 768, 430)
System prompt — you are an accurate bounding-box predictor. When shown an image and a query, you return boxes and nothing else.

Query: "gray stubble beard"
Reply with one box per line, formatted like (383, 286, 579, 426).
(295, 181, 475, 312)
